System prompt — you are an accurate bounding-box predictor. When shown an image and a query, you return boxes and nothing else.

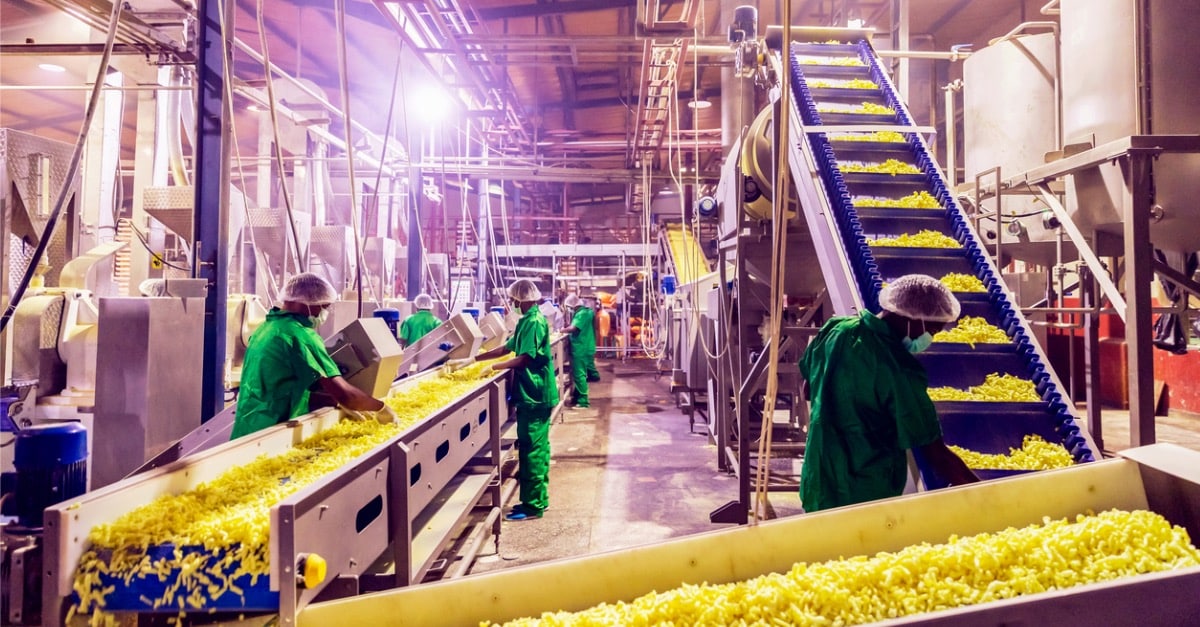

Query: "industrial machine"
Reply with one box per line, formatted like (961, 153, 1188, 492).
(477, 311, 509, 353)
(669, 19, 1100, 524)
(296, 443, 1200, 626)
(396, 312, 483, 377)
(39, 366, 512, 626)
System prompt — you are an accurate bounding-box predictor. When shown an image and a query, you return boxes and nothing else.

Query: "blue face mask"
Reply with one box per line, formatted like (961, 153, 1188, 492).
(902, 319, 934, 354)
(903, 332, 933, 354)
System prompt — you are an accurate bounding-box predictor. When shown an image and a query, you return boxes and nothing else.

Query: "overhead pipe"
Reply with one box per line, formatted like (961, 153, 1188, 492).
(231, 37, 408, 164)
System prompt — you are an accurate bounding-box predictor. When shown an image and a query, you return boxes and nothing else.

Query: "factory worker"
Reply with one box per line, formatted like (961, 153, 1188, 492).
(399, 293, 441, 347)
(232, 273, 394, 440)
(561, 294, 601, 408)
(451, 278, 558, 520)
(799, 274, 978, 513)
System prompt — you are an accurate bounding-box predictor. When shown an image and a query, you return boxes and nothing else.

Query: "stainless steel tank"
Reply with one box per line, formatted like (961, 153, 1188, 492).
(963, 32, 1060, 263)
(1061, 0, 1200, 253)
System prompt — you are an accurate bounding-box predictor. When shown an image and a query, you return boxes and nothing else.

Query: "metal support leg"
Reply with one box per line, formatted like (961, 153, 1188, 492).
(193, 0, 232, 422)
(1124, 155, 1155, 446)
(1081, 267, 1103, 452)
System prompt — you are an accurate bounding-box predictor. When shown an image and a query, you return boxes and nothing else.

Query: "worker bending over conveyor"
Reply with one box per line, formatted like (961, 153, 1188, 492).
(232, 273, 397, 439)
(799, 274, 979, 512)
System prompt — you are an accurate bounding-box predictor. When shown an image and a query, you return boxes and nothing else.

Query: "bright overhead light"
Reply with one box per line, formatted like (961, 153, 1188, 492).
(687, 99, 712, 110)
(39, 63, 67, 73)
(246, 103, 262, 112)
(413, 86, 453, 124)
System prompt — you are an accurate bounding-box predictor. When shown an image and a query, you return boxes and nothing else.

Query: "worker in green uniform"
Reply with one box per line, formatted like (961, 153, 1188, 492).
(449, 278, 558, 521)
(232, 273, 394, 440)
(562, 294, 600, 407)
(399, 293, 441, 347)
(799, 274, 979, 512)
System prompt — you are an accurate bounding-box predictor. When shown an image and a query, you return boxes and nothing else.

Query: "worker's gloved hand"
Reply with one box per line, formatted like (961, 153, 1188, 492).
(438, 342, 454, 351)
(374, 404, 398, 424)
(342, 408, 369, 422)
(444, 357, 474, 373)
(480, 363, 497, 377)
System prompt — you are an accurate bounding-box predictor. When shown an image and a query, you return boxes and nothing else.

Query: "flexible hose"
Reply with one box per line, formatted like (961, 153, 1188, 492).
(0, 0, 124, 334)
(333, 0, 369, 317)
(256, 0, 305, 275)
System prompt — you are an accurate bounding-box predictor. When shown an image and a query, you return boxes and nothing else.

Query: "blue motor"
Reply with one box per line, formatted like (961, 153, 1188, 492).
(11, 423, 88, 530)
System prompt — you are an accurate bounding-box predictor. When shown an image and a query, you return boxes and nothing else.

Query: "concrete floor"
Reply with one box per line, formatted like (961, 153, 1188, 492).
(471, 358, 741, 573)
(471, 357, 1200, 575)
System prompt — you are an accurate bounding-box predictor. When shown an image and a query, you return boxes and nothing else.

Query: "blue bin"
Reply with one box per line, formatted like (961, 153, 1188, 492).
(372, 308, 401, 338)
(462, 307, 480, 320)
(661, 275, 677, 295)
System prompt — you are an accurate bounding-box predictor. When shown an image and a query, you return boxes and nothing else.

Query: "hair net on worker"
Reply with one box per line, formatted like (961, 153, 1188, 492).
(138, 279, 168, 297)
(877, 274, 961, 322)
(563, 294, 580, 309)
(414, 293, 434, 310)
(281, 273, 337, 306)
(508, 278, 543, 303)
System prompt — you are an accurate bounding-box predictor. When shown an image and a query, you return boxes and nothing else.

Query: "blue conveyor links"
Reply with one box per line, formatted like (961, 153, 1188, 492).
(785, 40, 1096, 486)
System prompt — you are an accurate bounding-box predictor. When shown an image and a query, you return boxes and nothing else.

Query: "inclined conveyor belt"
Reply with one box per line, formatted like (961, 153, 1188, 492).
(787, 41, 1096, 486)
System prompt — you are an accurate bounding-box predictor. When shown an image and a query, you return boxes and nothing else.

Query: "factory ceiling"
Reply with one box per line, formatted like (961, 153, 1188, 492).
(1, 0, 1051, 199)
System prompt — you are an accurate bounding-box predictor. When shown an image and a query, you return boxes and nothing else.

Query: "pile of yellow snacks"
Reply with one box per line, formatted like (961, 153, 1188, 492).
(853, 190, 941, 208)
(950, 434, 1075, 470)
(71, 362, 499, 620)
(808, 78, 879, 89)
(941, 272, 986, 292)
(928, 373, 1041, 403)
(800, 56, 865, 66)
(817, 101, 895, 115)
(492, 510, 1200, 626)
(830, 130, 907, 143)
(933, 316, 1009, 346)
(839, 159, 923, 176)
(868, 230, 961, 248)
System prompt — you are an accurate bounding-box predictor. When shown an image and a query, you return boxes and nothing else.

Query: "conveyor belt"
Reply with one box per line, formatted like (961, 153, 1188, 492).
(786, 41, 1096, 485)
(660, 223, 710, 287)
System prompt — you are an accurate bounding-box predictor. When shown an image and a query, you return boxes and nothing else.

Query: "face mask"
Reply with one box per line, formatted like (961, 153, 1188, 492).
(902, 320, 933, 354)
(903, 332, 933, 354)
(308, 305, 330, 327)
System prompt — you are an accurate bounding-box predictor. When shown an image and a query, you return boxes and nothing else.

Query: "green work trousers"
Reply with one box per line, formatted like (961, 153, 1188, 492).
(516, 406, 552, 513)
(570, 351, 600, 407)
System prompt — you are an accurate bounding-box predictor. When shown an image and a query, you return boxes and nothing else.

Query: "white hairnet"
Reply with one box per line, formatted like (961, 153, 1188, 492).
(878, 274, 961, 322)
(138, 279, 168, 297)
(282, 273, 336, 306)
(414, 293, 434, 310)
(563, 294, 580, 309)
(507, 279, 542, 303)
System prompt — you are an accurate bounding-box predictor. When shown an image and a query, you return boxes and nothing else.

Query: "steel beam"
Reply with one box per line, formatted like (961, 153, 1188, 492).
(1124, 155, 1154, 446)
(477, 0, 637, 20)
(192, 0, 231, 422)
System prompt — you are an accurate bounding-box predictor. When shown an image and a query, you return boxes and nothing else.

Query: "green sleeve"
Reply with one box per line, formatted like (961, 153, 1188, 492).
(885, 368, 942, 450)
(293, 328, 341, 387)
(399, 318, 415, 345)
(570, 309, 588, 337)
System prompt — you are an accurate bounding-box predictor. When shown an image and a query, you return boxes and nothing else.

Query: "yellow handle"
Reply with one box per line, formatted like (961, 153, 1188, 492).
(299, 553, 327, 588)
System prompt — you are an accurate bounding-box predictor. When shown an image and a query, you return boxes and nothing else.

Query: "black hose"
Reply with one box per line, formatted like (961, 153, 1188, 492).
(0, 0, 124, 334)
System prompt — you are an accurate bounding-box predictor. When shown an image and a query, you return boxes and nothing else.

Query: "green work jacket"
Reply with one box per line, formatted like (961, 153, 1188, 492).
(799, 311, 942, 512)
(506, 306, 559, 411)
(232, 309, 341, 439)
(568, 306, 596, 356)
(399, 309, 441, 346)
